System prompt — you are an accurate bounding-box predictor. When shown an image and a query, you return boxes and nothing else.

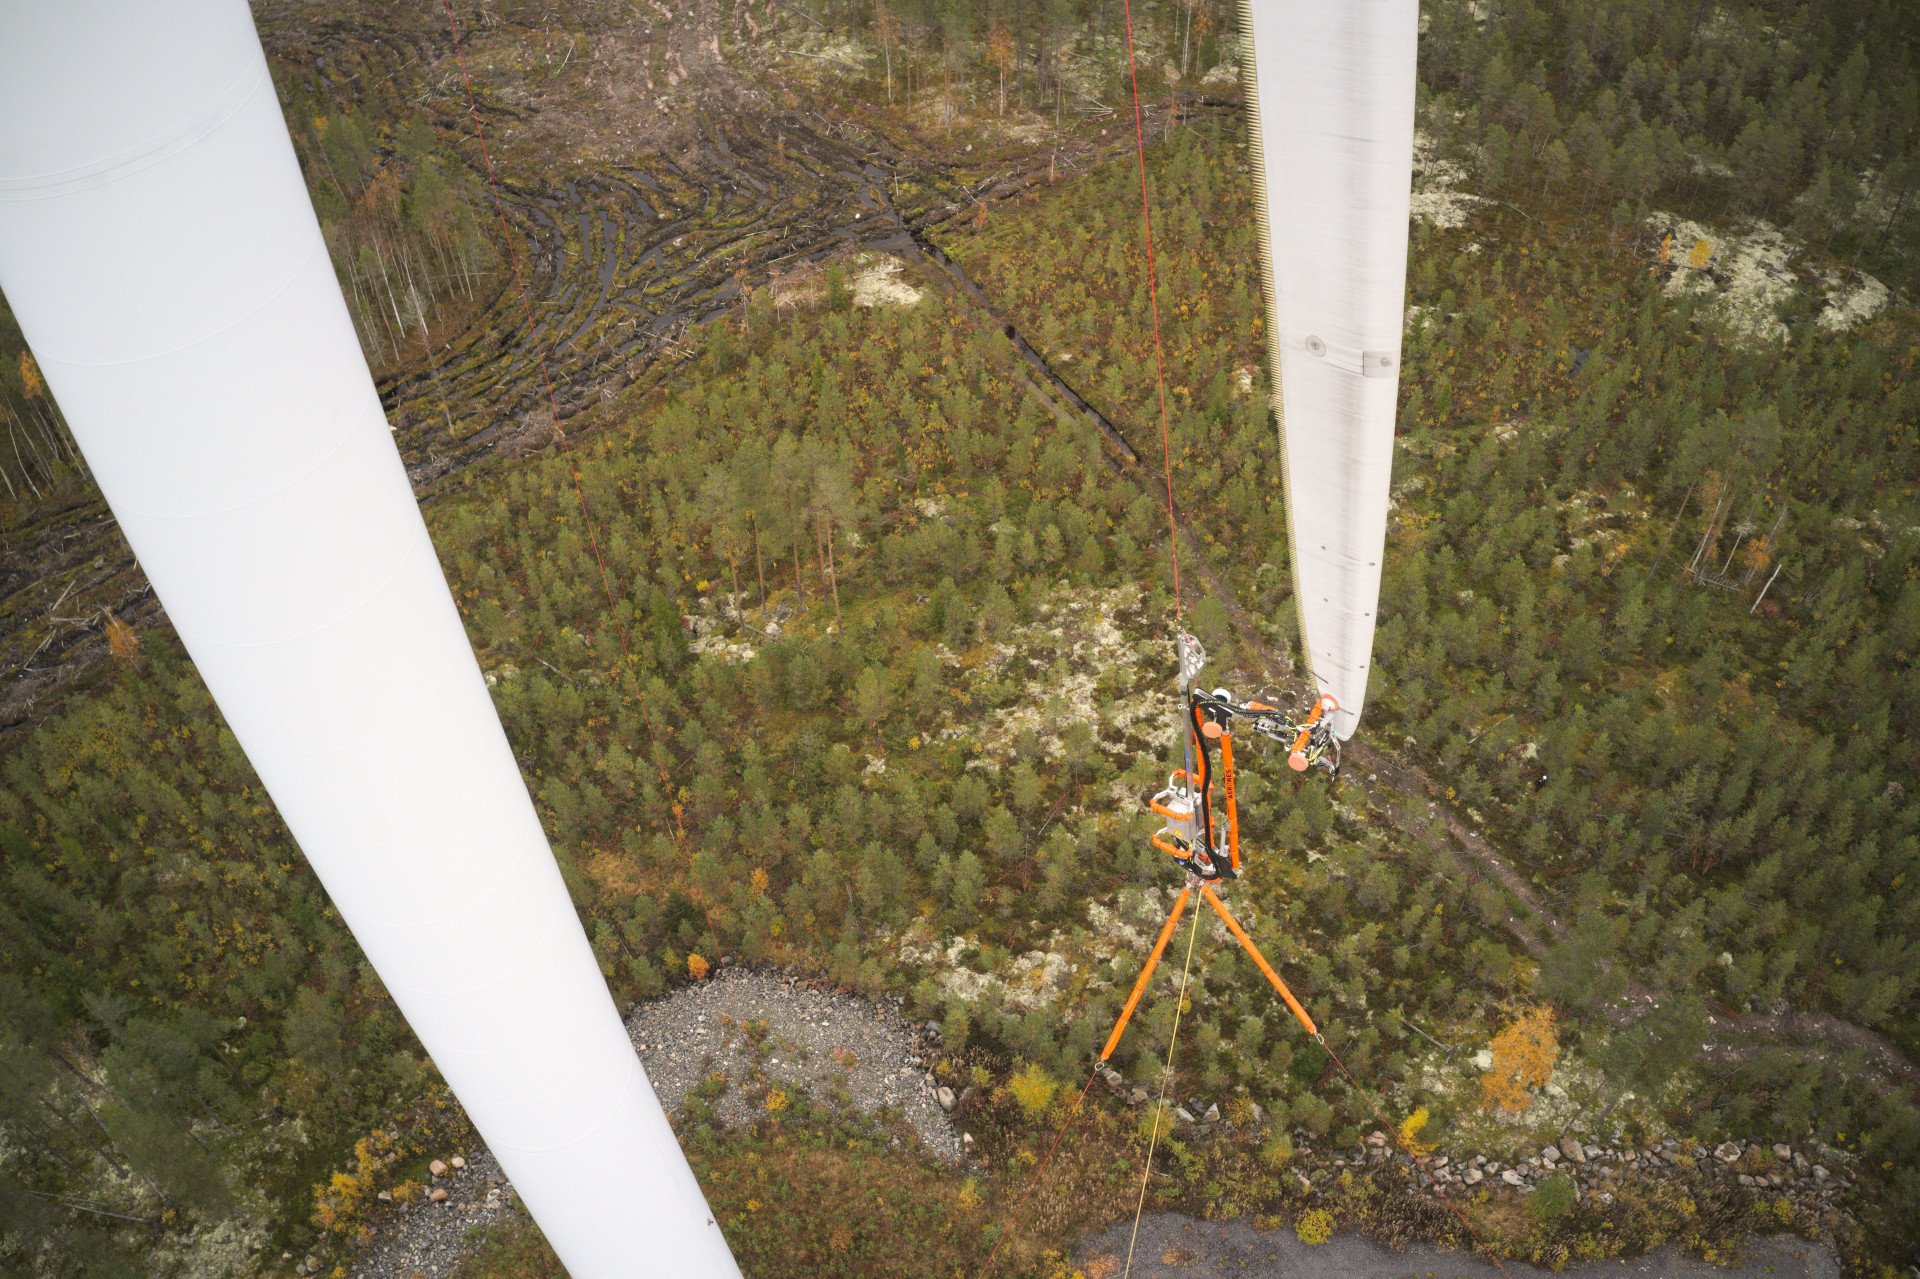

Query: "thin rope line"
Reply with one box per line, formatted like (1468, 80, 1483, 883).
(1121, 899, 1203, 1278)
(1120, 0, 1183, 628)
(440, 0, 683, 837)
(973, 1065, 1102, 1279)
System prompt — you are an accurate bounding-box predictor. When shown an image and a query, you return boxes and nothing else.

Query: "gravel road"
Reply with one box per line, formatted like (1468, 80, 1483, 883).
(1074, 1214, 1839, 1279)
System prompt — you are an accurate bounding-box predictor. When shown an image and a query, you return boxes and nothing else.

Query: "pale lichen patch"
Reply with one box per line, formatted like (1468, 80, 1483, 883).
(851, 253, 924, 308)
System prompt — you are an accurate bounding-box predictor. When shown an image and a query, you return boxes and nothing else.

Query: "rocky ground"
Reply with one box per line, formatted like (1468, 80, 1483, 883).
(341, 1151, 516, 1279)
(339, 958, 1855, 1279)
(624, 966, 963, 1163)
(1075, 1214, 1838, 1279)
(345, 967, 961, 1278)
(1369, 1131, 1852, 1208)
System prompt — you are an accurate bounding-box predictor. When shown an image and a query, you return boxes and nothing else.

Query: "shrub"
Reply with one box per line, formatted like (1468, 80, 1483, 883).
(942, 1002, 971, 1052)
(1397, 1106, 1437, 1156)
(1007, 1063, 1059, 1120)
(687, 953, 711, 980)
(1480, 1006, 1559, 1113)
(1295, 1208, 1334, 1245)
(1292, 1092, 1335, 1135)
(1531, 1172, 1576, 1222)
(1135, 1102, 1177, 1143)
(1260, 1130, 1295, 1170)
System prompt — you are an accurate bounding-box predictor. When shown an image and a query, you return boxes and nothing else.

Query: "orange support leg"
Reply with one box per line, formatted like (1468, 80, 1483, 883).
(1199, 883, 1317, 1037)
(1100, 887, 1192, 1061)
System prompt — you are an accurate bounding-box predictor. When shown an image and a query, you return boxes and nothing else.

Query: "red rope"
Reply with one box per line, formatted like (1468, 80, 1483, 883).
(1120, 0, 1183, 627)
(1315, 1032, 1517, 1279)
(974, 1066, 1102, 1279)
(440, 1, 682, 837)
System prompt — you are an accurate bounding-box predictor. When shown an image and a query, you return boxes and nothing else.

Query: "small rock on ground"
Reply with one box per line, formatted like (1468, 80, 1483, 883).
(1075, 1214, 1839, 1279)
(346, 1147, 515, 1279)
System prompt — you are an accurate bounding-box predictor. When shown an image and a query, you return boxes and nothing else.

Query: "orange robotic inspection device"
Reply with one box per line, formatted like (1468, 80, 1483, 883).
(1103, 633, 1336, 1060)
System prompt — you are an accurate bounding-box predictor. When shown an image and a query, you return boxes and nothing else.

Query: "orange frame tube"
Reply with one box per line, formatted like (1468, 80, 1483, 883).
(1287, 694, 1339, 772)
(1148, 769, 1195, 822)
(1200, 883, 1317, 1037)
(1101, 887, 1192, 1060)
(1151, 832, 1192, 859)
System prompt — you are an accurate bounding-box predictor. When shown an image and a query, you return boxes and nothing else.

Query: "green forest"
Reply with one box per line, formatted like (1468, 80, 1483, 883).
(1, 1, 1916, 1277)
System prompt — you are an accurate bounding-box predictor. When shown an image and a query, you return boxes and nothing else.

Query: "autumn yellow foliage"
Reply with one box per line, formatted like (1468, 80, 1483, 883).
(104, 612, 143, 669)
(312, 1130, 395, 1234)
(18, 351, 45, 399)
(1295, 1208, 1334, 1245)
(1479, 1005, 1559, 1113)
(1397, 1105, 1437, 1156)
(687, 952, 710, 980)
(1006, 1062, 1059, 1120)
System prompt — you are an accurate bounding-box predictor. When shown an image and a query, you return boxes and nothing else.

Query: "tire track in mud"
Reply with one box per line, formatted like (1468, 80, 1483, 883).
(0, 9, 1157, 736)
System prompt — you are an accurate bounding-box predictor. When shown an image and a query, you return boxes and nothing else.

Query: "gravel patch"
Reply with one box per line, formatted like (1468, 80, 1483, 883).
(344, 1149, 517, 1279)
(346, 969, 959, 1278)
(626, 968, 963, 1163)
(1074, 1214, 1839, 1279)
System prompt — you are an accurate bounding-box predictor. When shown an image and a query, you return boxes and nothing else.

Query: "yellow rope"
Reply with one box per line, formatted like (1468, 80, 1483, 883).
(1120, 899, 1204, 1278)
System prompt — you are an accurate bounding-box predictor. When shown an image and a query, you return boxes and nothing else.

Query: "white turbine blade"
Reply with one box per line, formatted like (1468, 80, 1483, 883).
(0, 4, 739, 1276)
(1238, 0, 1418, 739)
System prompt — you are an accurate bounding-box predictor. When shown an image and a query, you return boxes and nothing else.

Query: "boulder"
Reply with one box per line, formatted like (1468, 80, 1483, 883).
(1773, 1143, 1792, 1161)
(1501, 1169, 1526, 1186)
(1203, 1103, 1220, 1123)
(1541, 1145, 1560, 1163)
(1461, 1167, 1484, 1186)
(936, 1086, 956, 1111)
(429, 1159, 449, 1177)
(429, 1188, 449, 1204)
(1175, 1107, 1196, 1124)
(1714, 1142, 1743, 1164)
(451, 1155, 467, 1170)
(1559, 1138, 1586, 1164)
